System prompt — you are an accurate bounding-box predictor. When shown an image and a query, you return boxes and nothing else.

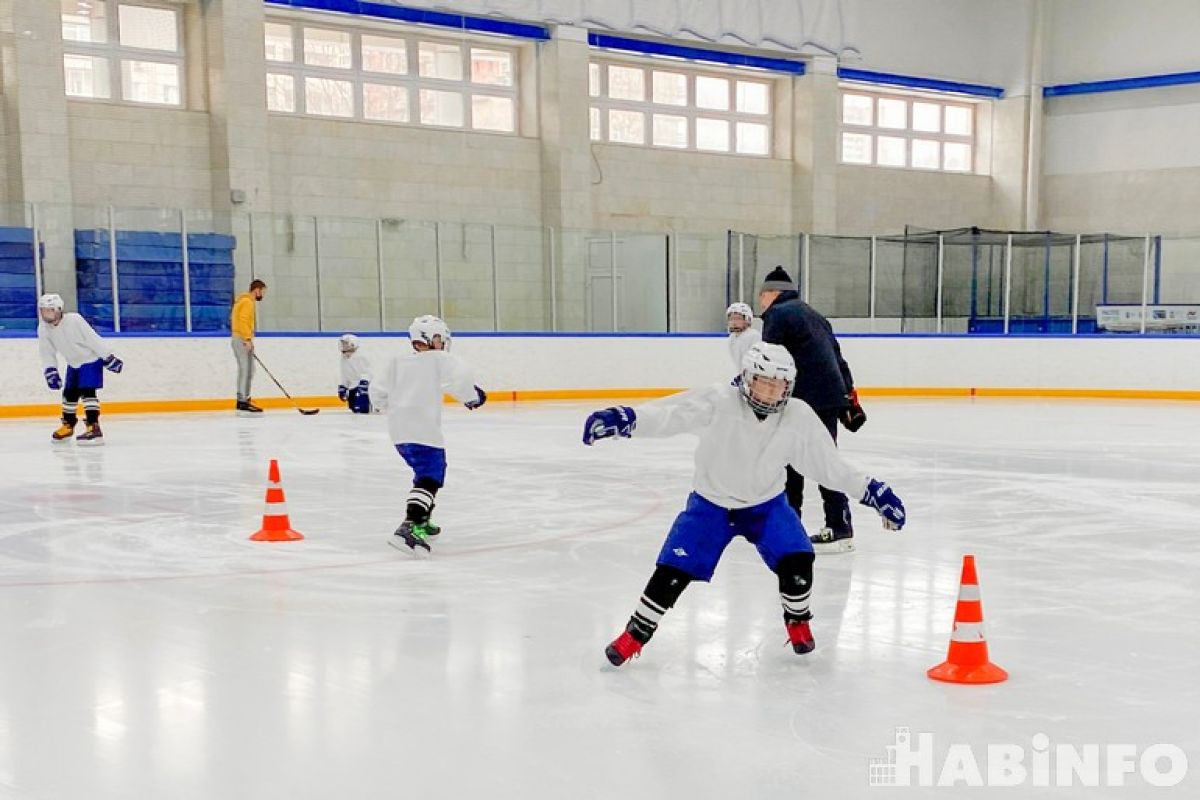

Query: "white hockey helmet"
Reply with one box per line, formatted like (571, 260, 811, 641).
(740, 342, 796, 415)
(339, 333, 360, 354)
(38, 293, 64, 312)
(726, 301, 753, 332)
(409, 314, 451, 350)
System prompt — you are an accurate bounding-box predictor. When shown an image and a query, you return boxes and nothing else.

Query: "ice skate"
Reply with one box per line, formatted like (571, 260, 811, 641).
(810, 526, 854, 553)
(786, 618, 815, 654)
(75, 423, 104, 447)
(604, 626, 644, 666)
(51, 421, 75, 443)
(388, 520, 432, 556)
(236, 399, 264, 417)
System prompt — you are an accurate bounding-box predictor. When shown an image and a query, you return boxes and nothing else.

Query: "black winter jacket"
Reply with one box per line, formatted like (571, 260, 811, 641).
(760, 291, 854, 411)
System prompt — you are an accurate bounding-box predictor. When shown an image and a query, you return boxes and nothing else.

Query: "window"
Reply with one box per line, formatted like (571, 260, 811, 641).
(61, 1, 183, 106)
(590, 58, 774, 157)
(265, 19, 518, 135)
(839, 88, 976, 173)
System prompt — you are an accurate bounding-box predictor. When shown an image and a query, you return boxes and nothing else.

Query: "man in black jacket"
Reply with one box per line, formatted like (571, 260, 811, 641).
(759, 266, 866, 553)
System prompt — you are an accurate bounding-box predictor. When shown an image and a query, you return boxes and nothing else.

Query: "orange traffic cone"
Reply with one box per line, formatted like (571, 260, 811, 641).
(928, 554, 1007, 684)
(249, 459, 305, 542)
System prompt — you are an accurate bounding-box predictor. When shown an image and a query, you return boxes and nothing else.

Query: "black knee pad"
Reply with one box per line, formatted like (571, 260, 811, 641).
(644, 564, 693, 609)
(414, 476, 443, 493)
(776, 552, 814, 593)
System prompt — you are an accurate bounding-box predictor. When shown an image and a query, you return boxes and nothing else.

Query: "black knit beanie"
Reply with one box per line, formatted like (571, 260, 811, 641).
(760, 266, 794, 291)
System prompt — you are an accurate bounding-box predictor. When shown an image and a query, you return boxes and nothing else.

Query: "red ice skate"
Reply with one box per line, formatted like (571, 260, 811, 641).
(605, 629, 643, 666)
(786, 619, 815, 654)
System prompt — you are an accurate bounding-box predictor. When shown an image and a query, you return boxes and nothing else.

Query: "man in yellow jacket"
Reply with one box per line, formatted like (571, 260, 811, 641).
(231, 279, 267, 414)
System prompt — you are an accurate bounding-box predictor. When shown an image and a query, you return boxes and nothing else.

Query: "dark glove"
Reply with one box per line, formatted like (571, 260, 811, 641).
(839, 388, 866, 432)
(465, 386, 487, 410)
(44, 367, 62, 390)
(338, 385, 348, 402)
(103, 355, 124, 373)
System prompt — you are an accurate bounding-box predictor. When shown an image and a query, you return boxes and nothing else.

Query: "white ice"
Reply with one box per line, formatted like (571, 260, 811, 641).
(0, 399, 1198, 799)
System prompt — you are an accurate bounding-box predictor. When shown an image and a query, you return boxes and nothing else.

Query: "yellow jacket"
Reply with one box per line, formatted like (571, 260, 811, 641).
(231, 293, 256, 340)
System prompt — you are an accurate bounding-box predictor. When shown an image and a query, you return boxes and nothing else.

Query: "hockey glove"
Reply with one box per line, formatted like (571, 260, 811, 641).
(582, 406, 636, 445)
(357, 379, 370, 395)
(861, 479, 905, 530)
(44, 367, 62, 390)
(838, 389, 867, 432)
(464, 386, 487, 410)
(338, 385, 348, 402)
(103, 355, 123, 373)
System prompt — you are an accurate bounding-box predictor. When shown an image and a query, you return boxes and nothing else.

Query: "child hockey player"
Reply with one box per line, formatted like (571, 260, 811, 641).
(726, 301, 761, 370)
(36, 293, 124, 445)
(371, 315, 487, 555)
(582, 342, 905, 666)
(336, 334, 372, 414)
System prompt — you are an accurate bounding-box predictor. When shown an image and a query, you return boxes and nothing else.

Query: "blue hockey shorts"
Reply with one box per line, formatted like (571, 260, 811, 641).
(396, 443, 447, 486)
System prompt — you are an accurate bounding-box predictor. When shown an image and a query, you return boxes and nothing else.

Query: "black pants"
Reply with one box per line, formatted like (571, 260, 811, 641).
(784, 407, 851, 534)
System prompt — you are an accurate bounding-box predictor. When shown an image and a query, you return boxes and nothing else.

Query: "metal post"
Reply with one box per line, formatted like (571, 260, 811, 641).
(737, 232, 745, 303)
(108, 205, 121, 333)
(936, 233, 945, 334)
(180, 208, 192, 333)
(247, 212, 257, 280)
(801, 233, 811, 301)
(548, 227, 558, 332)
(1071, 233, 1081, 334)
(434, 222, 444, 319)
(31, 203, 43, 299)
(1153, 236, 1162, 304)
(609, 230, 618, 332)
(868, 235, 877, 332)
(1139, 234, 1151, 335)
(313, 216, 323, 332)
(376, 219, 385, 331)
(668, 230, 679, 332)
(490, 224, 500, 331)
(1002, 233, 1013, 335)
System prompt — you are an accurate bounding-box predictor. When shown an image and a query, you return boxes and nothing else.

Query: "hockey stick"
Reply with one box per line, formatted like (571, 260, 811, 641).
(251, 352, 320, 415)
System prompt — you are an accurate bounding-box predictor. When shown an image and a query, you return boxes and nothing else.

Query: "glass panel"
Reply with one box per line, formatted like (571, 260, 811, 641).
(63, 54, 111, 99)
(251, 213, 319, 332)
(842, 93, 873, 125)
(945, 105, 973, 136)
(362, 35, 407, 75)
(877, 97, 906, 129)
(589, 107, 600, 140)
(440, 223, 494, 331)
(495, 225, 551, 331)
(608, 109, 644, 144)
(305, 76, 354, 117)
(380, 219, 439, 333)
(118, 5, 177, 51)
(809, 236, 870, 322)
(589, 63, 600, 97)
(266, 73, 295, 113)
(471, 48, 512, 86)
(419, 41, 462, 80)
(841, 131, 872, 164)
(695, 75, 729, 110)
(696, 118, 729, 151)
(471, 95, 514, 132)
(674, 233, 730, 331)
(364, 83, 409, 122)
(303, 28, 351, 69)
(912, 138, 940, 169)
(100, 207, 187, 333)
(736, 81, 769, 114)
(876, 135, 906, 167)
(652, 114, 687, 148)
(62, 0, 107, 43)
(317, 217, 381, 332)
(264, 22, 294, 62)
(607, 65, 644, 101)
(120, 60, 180, 105)
(944, 142, 972, 171)
(419, 89, 464, 126)
(912, 101, 941, 133)
(736, 122, 769, 155)
(652, 71, 687, 106)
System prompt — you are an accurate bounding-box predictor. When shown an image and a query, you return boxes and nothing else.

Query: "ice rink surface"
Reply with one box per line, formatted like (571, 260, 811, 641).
(0, 398, 1197, 799)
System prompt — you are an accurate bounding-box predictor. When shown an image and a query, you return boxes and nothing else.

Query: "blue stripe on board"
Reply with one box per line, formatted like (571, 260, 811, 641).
(837, 68, 1003, 98)
(1044, 70, 1200, 97)
(264, 0, 551, 40)
(587, 33, 806, 75)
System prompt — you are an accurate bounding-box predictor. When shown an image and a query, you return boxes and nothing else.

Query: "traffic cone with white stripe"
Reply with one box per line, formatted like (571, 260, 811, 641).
(928, 554, 1007, 684)
(249, 459, 305, 542)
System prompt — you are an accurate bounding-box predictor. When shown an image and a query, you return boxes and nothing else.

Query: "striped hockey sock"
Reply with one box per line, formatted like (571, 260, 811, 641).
(61, 401, 78, 424)
(777, 552, 815, 623)
(626, 565, 692, 643)
(405, 486, 436, 523)
(82, 396, 100, 425)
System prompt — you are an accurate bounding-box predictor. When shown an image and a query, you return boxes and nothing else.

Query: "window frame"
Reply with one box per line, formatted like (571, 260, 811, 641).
(61, 0, 186, 107)
(264, 16, 520, 135)
(589, 56, 775, 158)
(837, 86, 979, 174)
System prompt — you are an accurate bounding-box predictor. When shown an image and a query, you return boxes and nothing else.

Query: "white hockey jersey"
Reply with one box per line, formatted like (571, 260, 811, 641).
(38, 312, 112, 369)
(727, 327, 762, 371)
(634, 382, 870, 510)
(371, 350, 478, 447)
(339, 352, 372, 389)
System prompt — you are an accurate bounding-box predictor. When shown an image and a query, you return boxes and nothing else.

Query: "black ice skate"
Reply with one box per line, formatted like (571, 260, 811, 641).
(75, 423, 104, 447)
(388, 520, 433, 556)
(809, 526, 854, 554)
(236, 399, 264, 417)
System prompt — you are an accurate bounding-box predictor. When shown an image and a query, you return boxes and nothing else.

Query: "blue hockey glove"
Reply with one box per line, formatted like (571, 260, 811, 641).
(338, 385, 348, 402)
(103, 355, 123, 373)
(357, 379, 370, 394)
(861, 479, 905, 530)
(44, 367, 61, 390)
(582, 406, 636, 445)
(464, 386, 487, 410)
